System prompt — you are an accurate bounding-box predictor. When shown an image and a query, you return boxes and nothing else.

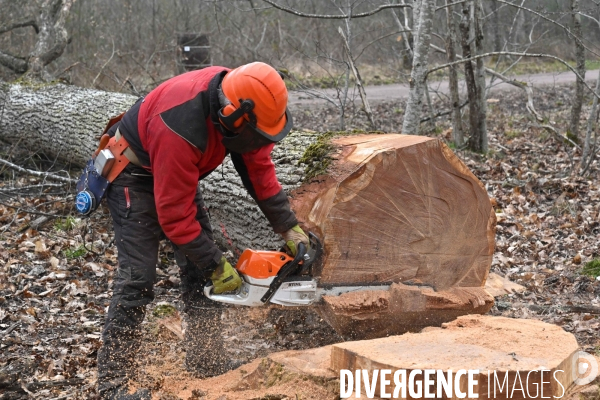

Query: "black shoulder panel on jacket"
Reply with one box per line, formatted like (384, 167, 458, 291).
(159, 91, 211, 152)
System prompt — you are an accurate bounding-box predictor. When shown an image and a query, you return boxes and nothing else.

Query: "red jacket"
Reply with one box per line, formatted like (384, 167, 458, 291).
(117, 67, 297, 255)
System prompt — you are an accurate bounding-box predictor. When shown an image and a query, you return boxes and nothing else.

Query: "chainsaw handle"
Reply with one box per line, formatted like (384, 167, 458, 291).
(203, 281, 271, 307)
(260, 242, 307, 304)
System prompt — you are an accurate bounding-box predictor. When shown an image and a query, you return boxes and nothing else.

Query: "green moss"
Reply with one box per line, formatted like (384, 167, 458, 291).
(299, 132, 335, 181)
(299, 130, 384, 181)
(11, 76, 60, 90)
(152, 303, 177, 318)
(582, 259, 600, 278)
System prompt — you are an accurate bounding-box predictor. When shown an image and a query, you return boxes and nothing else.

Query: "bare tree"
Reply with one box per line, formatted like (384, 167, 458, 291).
(459, 0, 487, 152)
(402, 0, 435, 135)
(444, 0, 463, 146)
(568, 0, 586, 140)
(0, 0, 75, 80)
(338, 26, 376, 129)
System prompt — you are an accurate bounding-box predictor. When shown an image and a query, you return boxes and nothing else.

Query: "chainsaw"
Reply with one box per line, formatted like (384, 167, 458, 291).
(204, 233, 390, 307)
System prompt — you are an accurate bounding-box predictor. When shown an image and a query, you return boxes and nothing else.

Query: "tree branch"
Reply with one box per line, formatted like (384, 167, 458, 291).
(0, 18, 39, 35)
(28, 0, 75, 78)
(0, 183, 65, 193)
(0, 50, 28, 73)
(435, 0, 468, 11)
(426, 51, 600, 100)
(262, 0, 411, 19)
(530, 123, 582, 150)
(496, 0, 600, 59)
(483, 68, 542, 122)
(338, 27, 376, 129)
(0, 158, 76, 184)
(420, 100, 469, 123)
(0, 201, 63, 218)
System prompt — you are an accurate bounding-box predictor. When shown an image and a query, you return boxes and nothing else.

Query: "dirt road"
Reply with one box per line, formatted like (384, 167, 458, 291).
(288, 69, 600, 105)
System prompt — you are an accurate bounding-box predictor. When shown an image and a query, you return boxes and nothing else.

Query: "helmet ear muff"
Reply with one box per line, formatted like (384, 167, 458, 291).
(221, 104, 243, 129)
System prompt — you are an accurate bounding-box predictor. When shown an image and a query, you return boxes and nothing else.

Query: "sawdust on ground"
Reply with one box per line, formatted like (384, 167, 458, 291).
(142, 357, 338, 400)
(132, 305, 342, 400)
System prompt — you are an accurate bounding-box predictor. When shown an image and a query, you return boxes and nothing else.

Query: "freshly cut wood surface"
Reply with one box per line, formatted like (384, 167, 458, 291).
(315, 283, 494, 339)
(330, 315, 580, 399)
(291, 134, 496, 289)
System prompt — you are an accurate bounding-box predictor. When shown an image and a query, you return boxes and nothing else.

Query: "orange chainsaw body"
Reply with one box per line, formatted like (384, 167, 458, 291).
(235, 249, 294, 279)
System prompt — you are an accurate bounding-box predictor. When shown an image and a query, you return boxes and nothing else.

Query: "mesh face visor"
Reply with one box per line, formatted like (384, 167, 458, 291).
(218, 99, 293, 154)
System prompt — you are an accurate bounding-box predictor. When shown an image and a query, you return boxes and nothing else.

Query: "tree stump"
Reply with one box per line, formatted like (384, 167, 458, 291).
(330, 315, 581, 399)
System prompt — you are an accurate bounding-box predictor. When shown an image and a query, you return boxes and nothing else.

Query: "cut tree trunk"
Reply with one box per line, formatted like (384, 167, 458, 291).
(330, 315, 581, 399)
(0, 83, 496, 339)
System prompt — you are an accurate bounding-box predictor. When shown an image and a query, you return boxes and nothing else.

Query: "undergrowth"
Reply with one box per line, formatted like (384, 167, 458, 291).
(64, 245, 87, 259)
(582, 259, 600, 278)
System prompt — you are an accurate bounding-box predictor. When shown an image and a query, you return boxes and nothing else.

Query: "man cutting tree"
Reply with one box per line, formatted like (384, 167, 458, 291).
(95, 62, 309, 400)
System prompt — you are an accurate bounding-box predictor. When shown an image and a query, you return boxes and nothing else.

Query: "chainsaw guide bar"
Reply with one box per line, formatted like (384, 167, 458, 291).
(204, 233, 391, 307)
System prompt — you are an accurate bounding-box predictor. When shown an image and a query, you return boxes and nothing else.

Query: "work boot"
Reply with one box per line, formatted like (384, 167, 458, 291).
(102, 386, 151, 400)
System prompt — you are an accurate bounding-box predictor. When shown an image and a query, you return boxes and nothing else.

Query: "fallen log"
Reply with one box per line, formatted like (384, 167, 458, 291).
(0, 83, 496, 338)
(0, 82, 137, 166)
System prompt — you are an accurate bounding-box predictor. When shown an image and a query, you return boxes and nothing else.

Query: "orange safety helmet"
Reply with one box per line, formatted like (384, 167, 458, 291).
(218, 62, 293, 153)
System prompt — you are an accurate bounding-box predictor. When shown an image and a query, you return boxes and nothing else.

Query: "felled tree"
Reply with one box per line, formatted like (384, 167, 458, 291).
(0, 83, 496, 339)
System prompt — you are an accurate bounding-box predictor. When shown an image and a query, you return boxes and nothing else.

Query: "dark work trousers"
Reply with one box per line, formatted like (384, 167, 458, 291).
(97, 165, 227, 395)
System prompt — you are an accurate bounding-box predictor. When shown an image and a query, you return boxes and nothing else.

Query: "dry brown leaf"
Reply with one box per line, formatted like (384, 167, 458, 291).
(34, 240, 46, 253)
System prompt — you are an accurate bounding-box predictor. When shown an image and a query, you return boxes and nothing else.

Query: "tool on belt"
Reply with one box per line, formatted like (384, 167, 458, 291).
(75, 114, 142, 215)
(204, 233, 390, 307)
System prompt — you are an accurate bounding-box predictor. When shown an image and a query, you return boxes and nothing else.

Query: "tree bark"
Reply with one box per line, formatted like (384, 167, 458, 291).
(568, 0, 586, 140)
(474, 0, 488, 152)
(0, 83, 496, 339)
(0, 82, 137, 166)
(460, 1, 487, 153)
(0, 0, 74, 79)
(28, 0, 75, 79)
(581, 69, 600, 170)
(445, 0, 464, 146)
(390, 5, 413, 70)
(0, 52, 28, 74)
(401, 0, 435, 135)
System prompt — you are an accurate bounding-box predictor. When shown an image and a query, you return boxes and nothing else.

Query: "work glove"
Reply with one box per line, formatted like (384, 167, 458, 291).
(210, 256, 242, 294)
(281, 225, 309, 256)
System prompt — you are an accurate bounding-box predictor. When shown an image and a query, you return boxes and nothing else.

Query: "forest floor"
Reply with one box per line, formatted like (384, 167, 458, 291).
(0, 82, 599, 399)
